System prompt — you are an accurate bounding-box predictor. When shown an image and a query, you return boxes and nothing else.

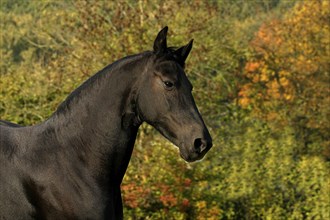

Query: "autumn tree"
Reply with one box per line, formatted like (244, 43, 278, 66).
(1, 0, 329, 219)
(239, 0, 330, 158)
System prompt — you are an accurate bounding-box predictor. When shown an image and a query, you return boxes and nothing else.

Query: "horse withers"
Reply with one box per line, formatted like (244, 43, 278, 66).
(0, 27, 212, 219)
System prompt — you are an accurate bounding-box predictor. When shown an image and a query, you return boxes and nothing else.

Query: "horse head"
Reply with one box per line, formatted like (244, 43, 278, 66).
(136, 27, 212, 162)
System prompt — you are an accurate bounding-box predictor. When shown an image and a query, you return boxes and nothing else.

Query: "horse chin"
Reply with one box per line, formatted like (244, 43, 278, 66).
(179, 148, 206, 163)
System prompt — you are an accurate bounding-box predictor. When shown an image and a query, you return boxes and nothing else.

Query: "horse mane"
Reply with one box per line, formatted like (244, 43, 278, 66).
(53, 47, 183, 117)
(53, 52, 152, 116)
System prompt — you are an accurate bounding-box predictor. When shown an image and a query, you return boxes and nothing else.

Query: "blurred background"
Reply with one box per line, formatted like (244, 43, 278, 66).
(0, 0, 329, 219)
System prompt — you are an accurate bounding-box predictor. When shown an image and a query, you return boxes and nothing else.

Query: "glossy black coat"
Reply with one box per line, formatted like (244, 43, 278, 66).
(0, 27, 212, 220)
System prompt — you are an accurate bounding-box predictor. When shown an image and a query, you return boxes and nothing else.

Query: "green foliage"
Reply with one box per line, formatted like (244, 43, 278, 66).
(1, 0, 329, 219)
(213, 117, 329, 219)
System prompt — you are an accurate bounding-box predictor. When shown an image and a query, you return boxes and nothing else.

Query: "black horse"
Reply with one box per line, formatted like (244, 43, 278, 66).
(0, 27, 212, 219)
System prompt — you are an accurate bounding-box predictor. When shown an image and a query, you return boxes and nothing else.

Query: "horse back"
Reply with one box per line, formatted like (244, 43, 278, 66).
(0, 120, 23, 127)
(0, 120, 24, 158)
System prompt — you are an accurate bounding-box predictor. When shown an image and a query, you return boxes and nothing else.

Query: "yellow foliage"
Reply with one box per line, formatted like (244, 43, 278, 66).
(240, 0, 329, 141)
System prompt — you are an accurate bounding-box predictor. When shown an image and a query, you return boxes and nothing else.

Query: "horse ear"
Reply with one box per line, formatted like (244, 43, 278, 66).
(153, 26, 168, 54)
(174, 39, 193, 64)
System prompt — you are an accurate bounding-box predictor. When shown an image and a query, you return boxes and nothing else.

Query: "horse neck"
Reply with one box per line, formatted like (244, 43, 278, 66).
(45, 54, 150, 184)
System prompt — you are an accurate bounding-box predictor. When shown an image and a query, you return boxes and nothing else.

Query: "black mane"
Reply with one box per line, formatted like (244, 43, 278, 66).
(54, 52, 152, 116)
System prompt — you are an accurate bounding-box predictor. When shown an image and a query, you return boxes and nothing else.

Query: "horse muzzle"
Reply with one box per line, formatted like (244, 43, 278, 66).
(180, 137, 212, 162)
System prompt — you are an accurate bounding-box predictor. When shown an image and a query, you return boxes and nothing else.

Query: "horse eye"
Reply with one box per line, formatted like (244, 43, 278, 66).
(164, 81, 174, 89)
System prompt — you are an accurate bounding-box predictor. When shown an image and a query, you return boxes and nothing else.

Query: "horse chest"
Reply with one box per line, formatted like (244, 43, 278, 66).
(20, 164, 109, 219)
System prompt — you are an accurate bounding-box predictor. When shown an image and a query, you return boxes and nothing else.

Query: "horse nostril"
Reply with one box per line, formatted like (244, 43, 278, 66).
(194, 138, 207, 153)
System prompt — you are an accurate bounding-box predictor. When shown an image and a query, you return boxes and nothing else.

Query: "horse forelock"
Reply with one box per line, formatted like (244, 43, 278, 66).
(153, 47, 186, 69)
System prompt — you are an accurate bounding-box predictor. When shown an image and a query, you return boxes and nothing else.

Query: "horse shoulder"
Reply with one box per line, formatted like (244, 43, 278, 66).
(0, 155, 35, 219)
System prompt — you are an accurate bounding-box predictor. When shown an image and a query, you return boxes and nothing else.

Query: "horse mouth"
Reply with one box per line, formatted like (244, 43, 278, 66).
(179, 149, 207, 162)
